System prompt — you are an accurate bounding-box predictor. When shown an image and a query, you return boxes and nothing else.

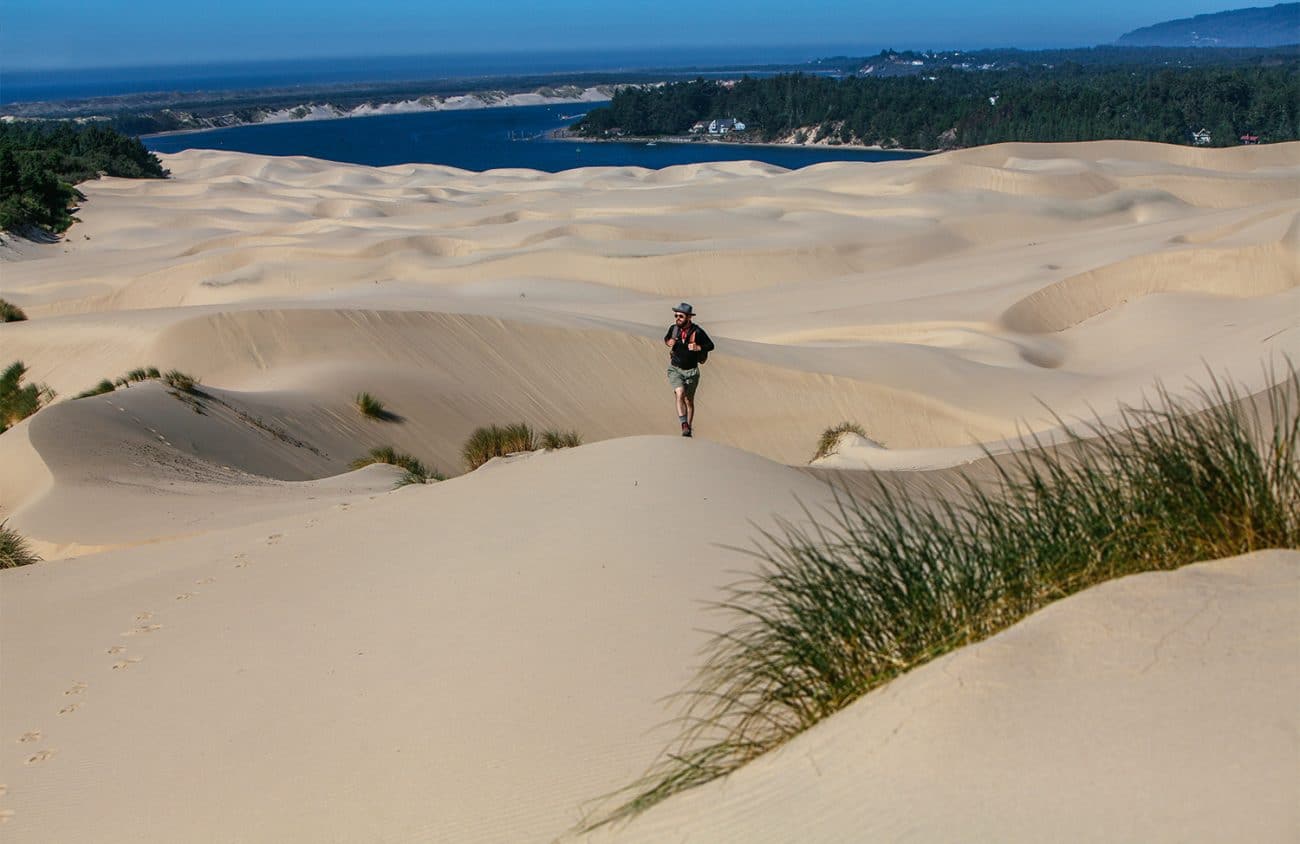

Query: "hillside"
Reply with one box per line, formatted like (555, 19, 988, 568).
(1118, 3, 1299, 47)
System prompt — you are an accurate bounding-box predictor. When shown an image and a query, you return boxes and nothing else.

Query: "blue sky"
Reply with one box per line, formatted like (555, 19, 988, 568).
(2, 0, 1249, 69)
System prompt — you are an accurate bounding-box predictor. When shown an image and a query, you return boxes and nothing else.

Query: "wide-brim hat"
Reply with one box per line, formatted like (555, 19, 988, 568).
(672, 302, 695, 316)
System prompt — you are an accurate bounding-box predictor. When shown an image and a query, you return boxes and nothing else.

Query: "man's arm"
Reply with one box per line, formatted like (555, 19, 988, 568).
(664, 327, 676, 348)
(693, 327, 715, 352)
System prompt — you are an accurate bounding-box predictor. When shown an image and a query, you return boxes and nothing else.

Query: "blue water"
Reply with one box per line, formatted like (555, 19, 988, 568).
(2, 46, 862, 105)
(144, 104, 922, 172)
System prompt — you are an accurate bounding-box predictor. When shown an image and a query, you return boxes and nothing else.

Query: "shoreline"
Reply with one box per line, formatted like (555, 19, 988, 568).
(100, 87, 617, 140)
(546, 129, 936, 155)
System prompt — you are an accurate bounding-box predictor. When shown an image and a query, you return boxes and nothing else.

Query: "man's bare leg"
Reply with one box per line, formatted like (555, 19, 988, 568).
(683, 395, 695, 428)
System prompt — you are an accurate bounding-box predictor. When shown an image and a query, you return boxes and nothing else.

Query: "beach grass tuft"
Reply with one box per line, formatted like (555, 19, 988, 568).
(77, 366, 165, 399)
(0, 298, 27, 322)
(355, 392, 398, 421)
(540, 429, 584, 450)
(0, 520, 41, 568)
(462, 423, 538, 470)
(462, 423, 584, 470)
(581, 364, 1300, 830)
(162, 370, 199, 393)
(1, 360, 55, 433)
(76, 379, 118, 399)
(350, 445, 441, 487)
(812, 421, 867, 461)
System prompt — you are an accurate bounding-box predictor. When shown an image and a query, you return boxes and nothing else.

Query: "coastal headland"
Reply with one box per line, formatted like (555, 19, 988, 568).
(1, 140, 1297, 841)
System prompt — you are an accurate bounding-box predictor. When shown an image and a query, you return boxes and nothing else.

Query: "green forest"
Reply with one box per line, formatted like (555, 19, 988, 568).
(0, 122, 168, 233)
(575, 64, 1299, 149)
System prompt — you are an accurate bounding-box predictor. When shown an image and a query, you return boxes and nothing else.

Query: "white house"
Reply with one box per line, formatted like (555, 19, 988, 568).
(1192, 128, 1212, 145)
(708, 118, 746, 135)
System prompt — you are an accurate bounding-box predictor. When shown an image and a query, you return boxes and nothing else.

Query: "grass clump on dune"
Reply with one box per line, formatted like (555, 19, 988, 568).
(811, 421, 867, 461)
(1, 360, 54, 433)
(350, 445, 444, 487)
(582, 366, 1300, 830)
(462, 423, 584, 470)
(162, 370, 199, 393)
(0, 520, 40, 568)
(355, 392, 398, 421)
(76, 379, 117, 399)
(118, 366, 161, 387)
(540, 429, 584, 450)
(0, 298, 27, 322)
(462, 422, 538, 470)
(77, 366, 164, 398)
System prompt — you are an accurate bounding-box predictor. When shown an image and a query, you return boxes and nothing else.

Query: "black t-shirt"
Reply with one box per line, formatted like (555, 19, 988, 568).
(665, 322, 715, 369)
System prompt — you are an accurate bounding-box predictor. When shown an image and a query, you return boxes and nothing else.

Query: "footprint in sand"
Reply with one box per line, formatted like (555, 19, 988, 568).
(16, 731, 40, 744)
(107, 645, 126, 655)
(195, 576, 216, 585)
(136, 611, 153, 622)
(0, 784, 8, 796)
(266, 534, 283, 545)
(175, 592, 195, 601)
(24, 750, 54, 766)
(58, 703, 81, 716)
(0, 808, 13, 824)
(112, 657, 143, 671)
(122, 623, 162, 636)
(64, 682, 87, 696)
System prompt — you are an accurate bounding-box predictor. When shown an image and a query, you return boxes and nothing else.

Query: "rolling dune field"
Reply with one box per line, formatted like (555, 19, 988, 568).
(1, 141, 1297, 842)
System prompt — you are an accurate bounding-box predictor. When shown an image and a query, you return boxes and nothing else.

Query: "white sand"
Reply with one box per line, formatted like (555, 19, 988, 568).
(0, 141, 1297, 840)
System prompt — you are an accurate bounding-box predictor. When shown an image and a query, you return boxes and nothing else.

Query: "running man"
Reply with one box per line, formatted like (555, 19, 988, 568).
(664, 302, 715, 437)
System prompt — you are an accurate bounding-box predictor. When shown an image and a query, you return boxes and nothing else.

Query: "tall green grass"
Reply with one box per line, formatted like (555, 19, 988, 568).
(0, 520, 40, 568)
(1, 360, 55, 433)
(582, 366, 1300, 830)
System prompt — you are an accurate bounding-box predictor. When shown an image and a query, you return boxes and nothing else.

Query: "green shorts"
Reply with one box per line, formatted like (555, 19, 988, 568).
(667, 365, 700, 398)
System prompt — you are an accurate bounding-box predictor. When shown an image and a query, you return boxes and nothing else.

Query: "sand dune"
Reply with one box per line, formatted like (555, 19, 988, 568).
(1, 140, 1297, 840)
(576, 550, 1300, 843)
(0, 438, 839, 842)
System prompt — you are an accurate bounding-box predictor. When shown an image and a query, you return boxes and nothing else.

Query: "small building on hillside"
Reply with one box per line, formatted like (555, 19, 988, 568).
(708, 118, 746, 135)
(1240, 134, 1260, 144)
(603, 127, 625, 138)
(1191, 128, 1212, 145)
(689, 121, 708, 134)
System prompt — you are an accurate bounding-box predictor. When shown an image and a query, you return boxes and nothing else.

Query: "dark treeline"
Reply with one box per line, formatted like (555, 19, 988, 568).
(0, 122, 168, 233)
(813, 45, 1300, 75)
(576, 64, 1299, 150)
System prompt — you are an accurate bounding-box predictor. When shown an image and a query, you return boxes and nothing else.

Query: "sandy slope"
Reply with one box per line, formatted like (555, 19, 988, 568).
(576, 550, 1300, 843)
(0, 140, 1297, 839)
(0, 438, 840, 842)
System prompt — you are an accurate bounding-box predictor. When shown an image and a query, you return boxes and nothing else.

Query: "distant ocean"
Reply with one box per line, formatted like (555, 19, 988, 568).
(1, 46, 864, 105)
(143, 104, 925, 172)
